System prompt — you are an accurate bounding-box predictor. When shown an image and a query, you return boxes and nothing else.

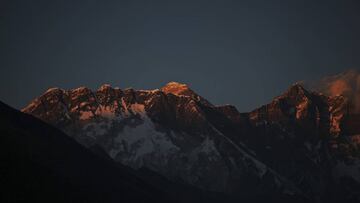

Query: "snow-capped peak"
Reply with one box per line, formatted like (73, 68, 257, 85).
(44, 87, 64, 94)
(98, 84, 113, 91)
(161, 81, 191, 96)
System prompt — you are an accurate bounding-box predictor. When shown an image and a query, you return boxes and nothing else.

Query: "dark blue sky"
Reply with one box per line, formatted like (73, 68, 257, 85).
(1, 0, 360, 111)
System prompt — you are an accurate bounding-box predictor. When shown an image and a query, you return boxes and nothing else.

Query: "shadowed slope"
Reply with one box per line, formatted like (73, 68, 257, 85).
(0, 101, 173, 203)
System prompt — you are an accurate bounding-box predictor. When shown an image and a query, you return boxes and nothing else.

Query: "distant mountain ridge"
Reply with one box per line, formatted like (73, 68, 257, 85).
(22, 74, 360, 202)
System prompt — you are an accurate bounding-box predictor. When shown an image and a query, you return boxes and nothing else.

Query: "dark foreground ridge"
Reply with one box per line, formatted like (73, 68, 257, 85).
(0, 101, 174, 203)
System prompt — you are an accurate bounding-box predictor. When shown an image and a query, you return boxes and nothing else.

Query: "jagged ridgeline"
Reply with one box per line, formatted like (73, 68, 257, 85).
(23, 81, 360, 202)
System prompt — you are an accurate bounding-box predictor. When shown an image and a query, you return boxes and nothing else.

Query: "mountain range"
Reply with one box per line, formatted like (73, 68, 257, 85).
(1, 70, 360, 202)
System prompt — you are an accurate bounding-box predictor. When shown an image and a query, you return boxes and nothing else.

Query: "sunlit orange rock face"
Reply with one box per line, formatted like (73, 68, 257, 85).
(161, 82, 213, 106)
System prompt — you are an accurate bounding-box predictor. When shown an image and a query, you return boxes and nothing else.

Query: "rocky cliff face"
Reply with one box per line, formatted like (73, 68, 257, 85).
(239, 84, 359, 201)
(23, 81, 360, 202)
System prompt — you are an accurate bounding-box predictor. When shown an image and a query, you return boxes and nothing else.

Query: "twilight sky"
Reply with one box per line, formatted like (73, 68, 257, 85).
(1, 0, 360, 111)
